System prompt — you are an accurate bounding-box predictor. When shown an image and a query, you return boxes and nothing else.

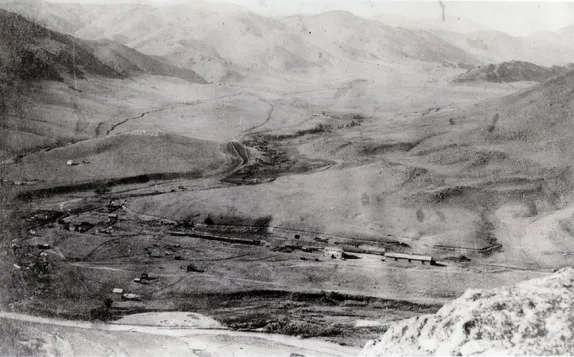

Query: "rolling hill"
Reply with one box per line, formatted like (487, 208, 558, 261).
(0, 8, 208, 160)
(0, 0, 116, 34)
(397, 68, 574, 268)
(73, 5, 330, 78)
(0, 8, 206, 83)
(281, 11, 478, 66)
(0, 8, 120, 82)
(431, 29, 574, 66)
(371, 13, 489, 34)
(4, 0, 574, 78)
(4, 131, 236, 185)
(452, 61, 574, 83)
(4, 3, 481, 79)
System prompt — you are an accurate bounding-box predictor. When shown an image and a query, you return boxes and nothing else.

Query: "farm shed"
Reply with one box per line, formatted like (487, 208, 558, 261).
(112, 288, 124, 294)
(384, 252, 435, 265)
(302, 246, 320, 253)
(122, 293, 142, 301)
(324, 247, 345, 260)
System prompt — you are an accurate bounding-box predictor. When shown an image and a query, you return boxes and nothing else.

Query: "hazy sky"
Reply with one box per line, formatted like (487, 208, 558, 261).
(48, 0, 574, 36)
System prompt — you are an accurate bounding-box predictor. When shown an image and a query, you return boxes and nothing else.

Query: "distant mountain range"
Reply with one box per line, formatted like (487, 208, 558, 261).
(1, 0, 574, 83)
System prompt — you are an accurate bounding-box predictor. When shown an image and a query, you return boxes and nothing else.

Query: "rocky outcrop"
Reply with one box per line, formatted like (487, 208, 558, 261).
(360, 268, 574, 356)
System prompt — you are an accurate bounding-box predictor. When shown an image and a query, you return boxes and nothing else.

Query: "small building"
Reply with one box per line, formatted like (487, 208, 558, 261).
(112, 288, 123, 294)
(37, 244, 51, 250)
(66, 160, 79, 166)
(384, 252, 435, 265)
(301, 246, 320, 253)
(121, 293, 142, 301)
(141, 272, 158, 281)
(324, 247, 345, 260)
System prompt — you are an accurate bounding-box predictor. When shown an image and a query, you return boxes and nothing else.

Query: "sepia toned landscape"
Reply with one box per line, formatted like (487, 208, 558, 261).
(1, 1, 574, 356)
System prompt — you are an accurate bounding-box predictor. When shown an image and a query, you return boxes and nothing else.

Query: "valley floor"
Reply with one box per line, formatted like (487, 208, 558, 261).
(2, 67, 571, 353)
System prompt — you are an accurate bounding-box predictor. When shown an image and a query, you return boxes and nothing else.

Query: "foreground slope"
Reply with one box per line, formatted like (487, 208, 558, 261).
(360, 267, 574, 356)
(0, 313, 358, 357)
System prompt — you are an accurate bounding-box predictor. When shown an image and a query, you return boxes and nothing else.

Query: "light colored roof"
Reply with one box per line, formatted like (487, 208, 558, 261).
(122, 293, 141, 298)
(385, 252, 433, 261)
(112, 288, 124, 294)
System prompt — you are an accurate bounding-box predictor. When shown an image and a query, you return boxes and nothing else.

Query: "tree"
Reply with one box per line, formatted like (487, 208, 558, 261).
(204, 215, 214, 225)
(103, 297, 113, 310)
(95, 185, 111, 195)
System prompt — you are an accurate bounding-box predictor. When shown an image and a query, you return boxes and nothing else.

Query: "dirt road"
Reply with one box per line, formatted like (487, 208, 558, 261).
(0, 311, 359, 357)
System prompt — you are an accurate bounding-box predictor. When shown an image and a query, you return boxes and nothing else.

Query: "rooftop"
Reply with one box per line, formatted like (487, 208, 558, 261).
(385, 252, 433, 261)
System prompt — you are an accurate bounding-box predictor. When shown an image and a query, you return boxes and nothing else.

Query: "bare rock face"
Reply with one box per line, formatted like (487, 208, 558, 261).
(360, 268, 574, 356)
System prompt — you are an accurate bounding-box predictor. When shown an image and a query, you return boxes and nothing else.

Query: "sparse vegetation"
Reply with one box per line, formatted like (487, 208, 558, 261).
(94, 184, 111, 195)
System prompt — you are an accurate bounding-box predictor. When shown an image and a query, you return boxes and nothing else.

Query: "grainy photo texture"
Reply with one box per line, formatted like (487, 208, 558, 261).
(1, 0, 574, 356)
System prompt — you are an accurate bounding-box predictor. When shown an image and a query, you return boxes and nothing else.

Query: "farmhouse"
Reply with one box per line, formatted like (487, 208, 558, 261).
(324, 247, 345, 260)
(384, 252, 435, 265)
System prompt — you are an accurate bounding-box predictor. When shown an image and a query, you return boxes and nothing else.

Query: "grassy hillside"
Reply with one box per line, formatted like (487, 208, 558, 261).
(0, 8, 211, 160)
(431, 29, 574, 66)
(4, 132, 235, 185)
(452, 61, 573, 83)
(73, 6, 331, 78)
(281, 11, 478, 66)
(88, 39, 208, 83)
(129, 68, 574, 270)
(0, 8, 121, 82)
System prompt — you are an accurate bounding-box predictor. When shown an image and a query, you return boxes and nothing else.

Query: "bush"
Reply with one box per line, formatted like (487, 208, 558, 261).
(253, 215, 273, 227)
(94, 185, 111, 195)
(264, 319, 344, 337)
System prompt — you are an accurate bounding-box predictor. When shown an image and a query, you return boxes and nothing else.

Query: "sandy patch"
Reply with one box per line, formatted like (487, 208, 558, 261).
(354, 320, 382, 328)
(113, 312, 224, 329)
